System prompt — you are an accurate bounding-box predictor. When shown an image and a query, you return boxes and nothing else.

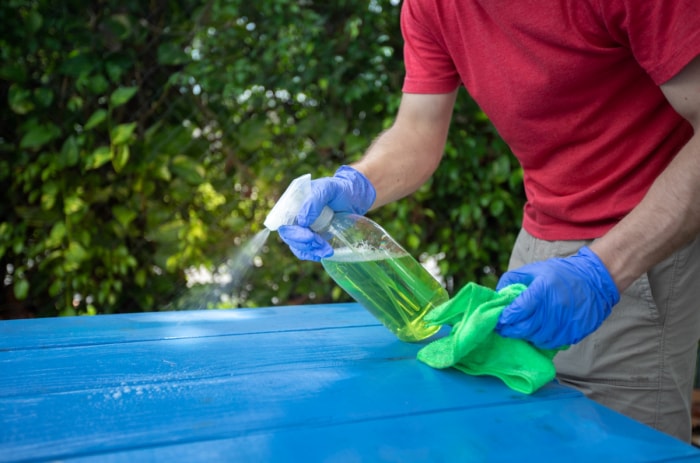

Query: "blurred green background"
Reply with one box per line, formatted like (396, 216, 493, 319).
(0, 0, 524, 319)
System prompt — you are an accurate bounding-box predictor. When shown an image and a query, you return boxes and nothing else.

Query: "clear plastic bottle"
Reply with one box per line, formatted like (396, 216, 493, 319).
(265, 174, 448, 342)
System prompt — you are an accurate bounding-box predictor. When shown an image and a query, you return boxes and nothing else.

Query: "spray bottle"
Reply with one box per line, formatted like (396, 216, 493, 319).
(264, 174, 448, 342)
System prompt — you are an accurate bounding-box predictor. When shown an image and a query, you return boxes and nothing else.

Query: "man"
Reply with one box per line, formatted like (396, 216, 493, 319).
(278, 0, 700, 442)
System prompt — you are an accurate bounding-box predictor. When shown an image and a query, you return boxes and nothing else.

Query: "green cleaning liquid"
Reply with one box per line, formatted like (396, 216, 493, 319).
(322, 250, 448, 342)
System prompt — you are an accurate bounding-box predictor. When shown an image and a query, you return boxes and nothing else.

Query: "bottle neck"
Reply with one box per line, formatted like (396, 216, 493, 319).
(310, 206, 334, 232)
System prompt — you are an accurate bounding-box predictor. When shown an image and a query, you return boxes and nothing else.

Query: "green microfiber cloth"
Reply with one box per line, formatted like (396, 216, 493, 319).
(417, 283, 560, 394)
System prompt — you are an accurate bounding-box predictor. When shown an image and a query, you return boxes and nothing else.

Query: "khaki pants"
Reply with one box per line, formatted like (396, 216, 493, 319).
(508, 228, 700, 442)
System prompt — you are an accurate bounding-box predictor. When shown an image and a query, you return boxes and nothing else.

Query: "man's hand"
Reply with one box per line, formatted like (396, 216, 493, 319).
(277, 166, 375, 262)
(494, 246, 620, 349)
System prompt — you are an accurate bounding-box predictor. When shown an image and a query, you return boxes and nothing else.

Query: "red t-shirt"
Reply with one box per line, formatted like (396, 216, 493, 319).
(401, 0, 700, 240)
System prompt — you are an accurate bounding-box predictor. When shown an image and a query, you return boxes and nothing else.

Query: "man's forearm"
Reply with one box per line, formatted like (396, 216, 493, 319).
(352, 127, 444, 208)
(351, 91, 458, 209)
(590, 132, 700, 292)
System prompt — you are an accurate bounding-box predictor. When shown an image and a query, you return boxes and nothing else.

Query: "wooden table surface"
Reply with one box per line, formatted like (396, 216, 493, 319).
(1, 303, 699, 462)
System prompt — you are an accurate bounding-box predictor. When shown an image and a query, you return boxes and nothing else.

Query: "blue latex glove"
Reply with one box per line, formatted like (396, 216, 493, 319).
(494, 246, 620, 349)
(278, 165, 376, 261)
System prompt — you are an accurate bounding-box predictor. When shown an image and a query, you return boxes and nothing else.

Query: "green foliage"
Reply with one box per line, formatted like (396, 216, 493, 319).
(0, 0, 523, 318)
(1, 0, 217, 316)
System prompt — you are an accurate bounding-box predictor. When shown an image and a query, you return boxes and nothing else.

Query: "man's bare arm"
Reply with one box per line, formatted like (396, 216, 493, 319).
(590, 55, 700, 291)
(352, 90, 459, 208)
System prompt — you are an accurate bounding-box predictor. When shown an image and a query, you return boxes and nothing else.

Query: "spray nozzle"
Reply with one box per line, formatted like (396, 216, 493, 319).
(264, 174, 334, 232)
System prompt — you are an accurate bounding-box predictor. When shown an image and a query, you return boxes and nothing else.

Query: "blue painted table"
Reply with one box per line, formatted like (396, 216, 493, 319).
(1, 303, 699, 462)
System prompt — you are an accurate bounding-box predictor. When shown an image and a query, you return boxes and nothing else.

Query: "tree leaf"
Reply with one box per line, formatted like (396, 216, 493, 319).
(8, 84, 34, 114)
(60, 136, 80, 168)
(135, 269, 147, 287)
(26, 10, 43, 33)
(110, 122, 137, 145)
(113, 205, 137, 228)
(33, 87, 53, 107)
(19, 122, 61, 150)
(157, 42, 187, 66)
(406, 233, 421, 250)
(105, 14, 132, 40)
(315, 114, 347, 149)
(0, 222, 9, 240)
(112, 144, 130, 172)
(49, 279, 63, 297)
(0, 62, 27, 83)
(238, 117, 268, 151)
(146, 219, 184, 244)
(109, 86, 138, 107)
(60, 53, 93, 79)
(64, 241, 89, 271)
(84, 109, 108, 130)
(489, 199, 505, 216)
(40, 181, 59, 211)
(85, 146, 112, 170)
(86, 74, 109, 94)
(14, 278, 30, 300)
(46, 221, 67, 248)
(154, 163, 172, 181)
(64, 194, 86, 215)
(67, 95, 83, 111)
(171, 155, 204, 185)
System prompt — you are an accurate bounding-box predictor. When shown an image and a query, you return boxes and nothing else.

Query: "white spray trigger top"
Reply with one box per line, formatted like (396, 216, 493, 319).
(263, 174, 311, 231)
(264, 174, 334, 232)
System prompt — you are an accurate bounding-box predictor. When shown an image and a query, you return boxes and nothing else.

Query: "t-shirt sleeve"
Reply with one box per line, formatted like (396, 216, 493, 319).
(400, 0, 461, 94)
(599, 0, 700, 85)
